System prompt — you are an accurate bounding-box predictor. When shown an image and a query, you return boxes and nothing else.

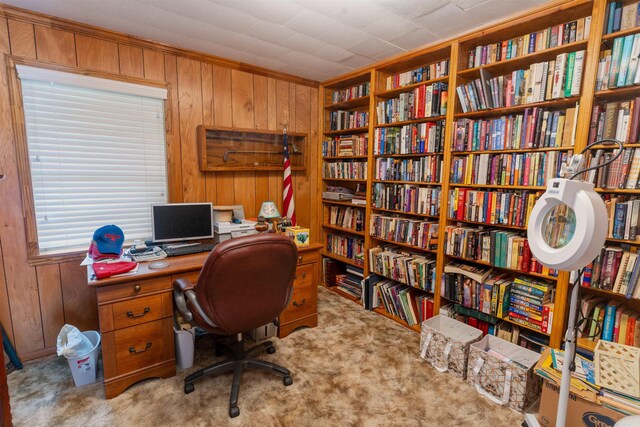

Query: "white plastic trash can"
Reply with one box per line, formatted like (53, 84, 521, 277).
(174, 327, 195, 370)
(65, 330, 101, 387)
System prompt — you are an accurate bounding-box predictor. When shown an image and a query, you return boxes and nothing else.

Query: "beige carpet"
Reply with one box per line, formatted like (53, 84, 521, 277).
(8, 287, 524, 426)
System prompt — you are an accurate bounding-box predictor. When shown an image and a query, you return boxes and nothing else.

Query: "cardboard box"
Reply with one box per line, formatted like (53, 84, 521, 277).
(538, 380, 624, 427)
(286, 226, 309, 247)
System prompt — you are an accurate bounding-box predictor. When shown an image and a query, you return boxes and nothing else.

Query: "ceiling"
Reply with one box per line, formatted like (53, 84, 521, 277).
(5, 0, 549, 82)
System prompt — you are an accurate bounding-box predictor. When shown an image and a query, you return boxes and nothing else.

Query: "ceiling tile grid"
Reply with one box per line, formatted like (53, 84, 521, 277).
(4, 0, 542, 81)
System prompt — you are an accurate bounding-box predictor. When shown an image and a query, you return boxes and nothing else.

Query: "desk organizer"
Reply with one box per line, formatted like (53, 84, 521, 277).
(420, 315, 483, 380)
(466, 334, 541, 412)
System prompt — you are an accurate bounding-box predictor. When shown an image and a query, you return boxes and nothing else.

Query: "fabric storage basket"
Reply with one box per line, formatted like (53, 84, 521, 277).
(595, 340, 640, 398)
(466, 334, 541, 412)
(420, 315, 483, 379)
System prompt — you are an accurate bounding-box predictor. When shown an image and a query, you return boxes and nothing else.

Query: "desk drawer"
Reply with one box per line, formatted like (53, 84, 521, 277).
(171, 271, 200, 285)
(114, 320, 169, 376)
(97, 276, 171, 304)
(281, 271, 316, 324)
(296, 250, 318, 266)
(111, 293, 171, 330)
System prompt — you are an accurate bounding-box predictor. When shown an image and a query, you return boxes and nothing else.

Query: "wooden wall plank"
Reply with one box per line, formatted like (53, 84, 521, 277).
(76, 35, 119, 74)
(34, 26, 76, 66)
(212, 65, 234, 205)
(143, 49, 165, 81)
(118, 44, 144, 78)
(273, 80, 290, 213)
(293, 84, 311, 228)
(309, 87, 319, 241)
(253, 75, 270, 214)
(176, 56, 205, 202)
(231, 70, 256, 216)
(7, 19, 35, 59)
(59, 261, 97, 332)
(201, 62, 217, 203)
(0, 16, 43, 356)
(267, 78, 281, 204)
(164, 54, 183, 203)
(0, 242, 13, 346)
(36, 264, 64, 348)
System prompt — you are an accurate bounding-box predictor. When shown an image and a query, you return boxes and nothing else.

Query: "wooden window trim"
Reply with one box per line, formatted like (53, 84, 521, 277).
(6, 56, 173, 266)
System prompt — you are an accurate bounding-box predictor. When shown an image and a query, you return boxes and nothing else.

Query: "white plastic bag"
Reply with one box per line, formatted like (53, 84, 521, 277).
(56, 324, 93, 357)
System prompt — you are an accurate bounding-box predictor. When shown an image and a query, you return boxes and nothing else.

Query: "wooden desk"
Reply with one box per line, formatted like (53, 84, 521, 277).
(88, 242, 322, 399)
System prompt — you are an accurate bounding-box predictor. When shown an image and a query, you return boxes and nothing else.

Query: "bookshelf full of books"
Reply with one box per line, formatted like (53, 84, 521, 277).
(321, 71, 373, 302)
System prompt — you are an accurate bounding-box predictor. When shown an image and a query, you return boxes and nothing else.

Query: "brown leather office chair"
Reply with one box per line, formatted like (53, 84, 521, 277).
(173, 233, 297, 418)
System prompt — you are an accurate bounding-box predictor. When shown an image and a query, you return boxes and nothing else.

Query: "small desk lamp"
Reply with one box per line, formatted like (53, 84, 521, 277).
(525, 139, 622, 427)
(256, 201, 280, 233)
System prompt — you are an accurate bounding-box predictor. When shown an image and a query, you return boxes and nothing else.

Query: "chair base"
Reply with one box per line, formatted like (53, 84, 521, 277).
(183, 337, 293, 418)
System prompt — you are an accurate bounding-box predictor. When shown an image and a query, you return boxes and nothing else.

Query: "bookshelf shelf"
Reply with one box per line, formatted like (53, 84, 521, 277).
(449, 183, 546, 190)
(373, 152, 443, 158)
(324, 96, 370, 110)
(372, 179, 441, 186)
(601, 26, 640, 42)
(375, 76, 449, 98)
(451, 146, 574, 155)
(590, 143, 640, 150)
(322, 177, 367, 183)
(454, 97, 581, 119)
(458, 39, 589, 79)
(369, 235, 438, 255)
(448, 217, 527, 231)
(372, 306, 421, 333)
(576, 337, 597, 352)
(322, 155, 369, 160)
(444, 253, 558, 282)
(371, 206, 439, 219)
(324, 127, 369, 136)
(606, 237, 640, 245)
(322, 199, 365, 207)
(326, 285, 361, 304)
(595, 188, 640, 194)
(322, 223, 366, 236)
(594, 85, 640, 100)
(321, 250, 364, 268)
(375, 115, 447, 128)
(370, 270, 434, 294)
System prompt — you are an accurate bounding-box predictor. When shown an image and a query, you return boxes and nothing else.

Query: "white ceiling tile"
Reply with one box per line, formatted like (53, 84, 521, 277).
(389, 29, 439, 50)
(348, 38, 405, 59)
(313, 44, 355, 62)
(370, 0, 450, 19)
(315, 26, 371, 49)
(294, 0, 388, 28)
(453, 0, 491, 11)
(339, 54, 375, 69)
(283, 9, 341, 38)
(244, 21, 299, 45)
(362, 16, 422, 41)
(215, 0, 303, 25)
(279, 33, 327, 54)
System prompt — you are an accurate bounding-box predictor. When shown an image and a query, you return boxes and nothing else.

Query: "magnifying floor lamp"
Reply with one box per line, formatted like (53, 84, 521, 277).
(524, 139, 623, 427)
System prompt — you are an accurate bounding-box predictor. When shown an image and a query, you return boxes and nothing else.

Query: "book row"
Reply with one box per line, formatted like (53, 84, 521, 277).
(583, 246, 640, 298)
(589, 99, 640, 147)
(443, 225, 557, 277)
(331, 82, 370, 104)
(368, 277, 430, 326)
(372, 183, 441, 217)
(453, 106, 578, 152)
(322, 160, 368, 180)
(329, 110, 369, 131)
(376, 82, 448, 124)
(374, 156, 443, 183)
(328, 205, 365, 232)
(467, 17, 591, 68)
(457, 51, 585, 113)
(603, 1, 640, 35)
(597, 34, 640, 90)
(606, 197, 640, 241)
(369, 214, 439, 251)
(584, 148, 640, 190)
(508, 276, 555, 335)
(335, 268, 364, 300)
(579, 296, 640, 348)
(385, 59, 449, 91)
(368, 246, 436, 292)
(322, 134, 368, 157)
(447, 188, 540, 228)
(374, 121, 445, 155)
(325, 234, 364, 265)
(450, 151, 569, 188)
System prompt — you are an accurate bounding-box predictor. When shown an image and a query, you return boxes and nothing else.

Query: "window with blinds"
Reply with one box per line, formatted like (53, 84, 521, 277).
(17, 66, 168, 254)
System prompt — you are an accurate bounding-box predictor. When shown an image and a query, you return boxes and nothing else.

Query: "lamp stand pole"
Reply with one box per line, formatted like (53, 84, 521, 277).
(556, 270, 580, 427)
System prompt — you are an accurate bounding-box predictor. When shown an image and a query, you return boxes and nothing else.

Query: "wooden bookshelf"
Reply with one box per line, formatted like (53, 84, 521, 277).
(317, 0, 640, 353)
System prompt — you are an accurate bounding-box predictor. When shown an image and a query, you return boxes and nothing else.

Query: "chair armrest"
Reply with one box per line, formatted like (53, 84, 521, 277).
(172, 278, 218, 329)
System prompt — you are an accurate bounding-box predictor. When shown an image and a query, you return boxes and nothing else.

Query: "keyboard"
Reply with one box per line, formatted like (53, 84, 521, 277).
(164, 242, 216, 257)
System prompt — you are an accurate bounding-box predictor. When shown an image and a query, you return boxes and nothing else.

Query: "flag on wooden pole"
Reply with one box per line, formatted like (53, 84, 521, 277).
(282, 126, 296, 226)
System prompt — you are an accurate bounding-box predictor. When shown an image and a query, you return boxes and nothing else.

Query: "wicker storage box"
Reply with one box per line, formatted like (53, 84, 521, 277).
(466, 334, 541, 412)
(420, 315, 483, 379)
(595, 340, 640, 398)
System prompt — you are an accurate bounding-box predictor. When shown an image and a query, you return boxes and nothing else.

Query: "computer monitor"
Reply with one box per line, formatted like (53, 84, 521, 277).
(151, 203, 213, 243)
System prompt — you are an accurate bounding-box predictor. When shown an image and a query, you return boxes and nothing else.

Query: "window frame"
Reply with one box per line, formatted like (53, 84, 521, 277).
(7, 57, 174, 265)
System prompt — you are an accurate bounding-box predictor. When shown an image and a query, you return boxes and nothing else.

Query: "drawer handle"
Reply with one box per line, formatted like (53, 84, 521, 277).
(293, 298, 306, 307)
(127, 307, 150, 318)
(129, 342, 152, 354)
(133, 284, 141, 292)
(298, 256, 302, 264)
(295, 272, 307, 280)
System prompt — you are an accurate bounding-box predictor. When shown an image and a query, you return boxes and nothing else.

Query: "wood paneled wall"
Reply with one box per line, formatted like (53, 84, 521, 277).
(0, 6, 319, 361)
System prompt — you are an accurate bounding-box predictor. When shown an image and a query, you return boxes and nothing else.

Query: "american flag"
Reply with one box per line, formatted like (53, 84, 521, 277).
(282, 129, 297, 226)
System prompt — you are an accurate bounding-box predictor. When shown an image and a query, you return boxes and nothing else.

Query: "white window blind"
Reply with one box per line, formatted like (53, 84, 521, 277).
(19, 68, 168, 253)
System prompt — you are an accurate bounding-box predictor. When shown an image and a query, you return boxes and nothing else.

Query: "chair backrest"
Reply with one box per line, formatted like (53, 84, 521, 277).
(195, 233, 298, 335)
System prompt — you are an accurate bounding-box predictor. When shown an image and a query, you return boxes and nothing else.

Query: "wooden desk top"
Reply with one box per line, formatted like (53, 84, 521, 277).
(88, 242, 323, 287)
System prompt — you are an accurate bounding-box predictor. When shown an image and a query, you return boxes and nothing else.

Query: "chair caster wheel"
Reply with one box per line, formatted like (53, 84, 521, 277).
(184, 383, 194, 394)
(229, 406, 240, 418)
(267, 346, 276, 354)
(283, 376, 293, 386)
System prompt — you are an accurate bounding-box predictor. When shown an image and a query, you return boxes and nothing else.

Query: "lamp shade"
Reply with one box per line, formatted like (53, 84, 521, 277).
(527, 178, 608, 271)
(258, 201, 280, 219)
